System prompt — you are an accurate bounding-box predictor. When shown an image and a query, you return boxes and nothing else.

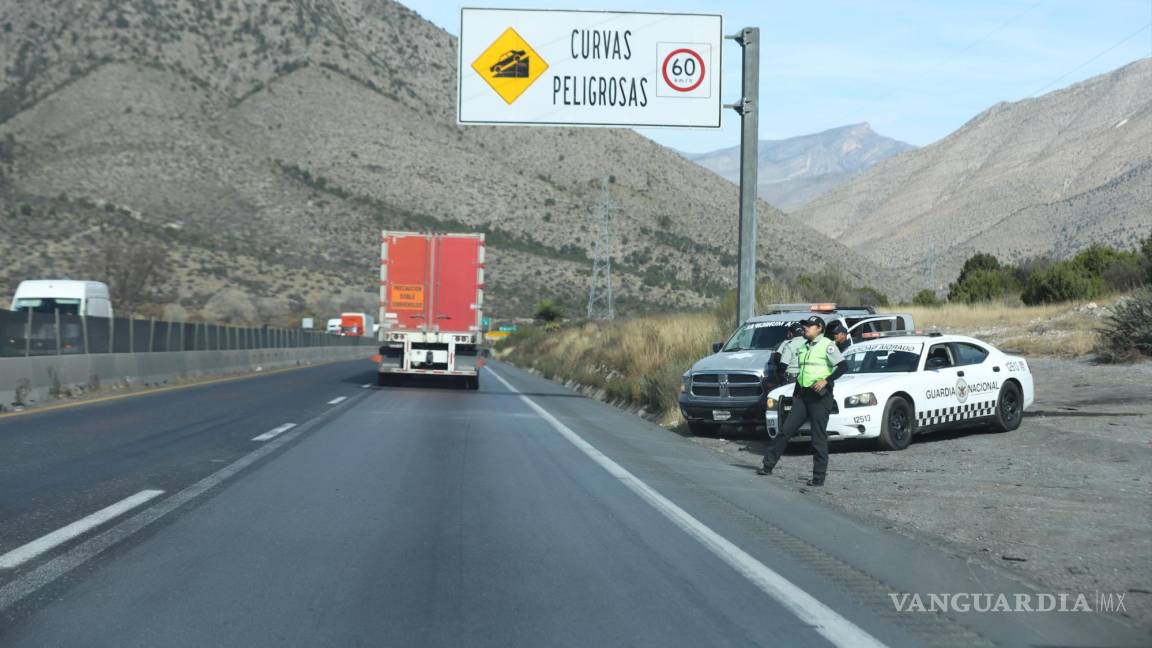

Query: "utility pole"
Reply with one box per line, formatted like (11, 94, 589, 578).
(725, 27, 760, 326)
(586, 178, 616, 320)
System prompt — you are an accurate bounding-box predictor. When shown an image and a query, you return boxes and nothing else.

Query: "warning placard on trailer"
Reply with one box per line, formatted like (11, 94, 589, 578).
(390, 284, 425, 310)
(459, 8, 722, 128)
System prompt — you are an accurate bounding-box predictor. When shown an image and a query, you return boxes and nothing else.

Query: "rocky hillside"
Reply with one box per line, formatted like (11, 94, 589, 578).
(681, 123, 915, 211)
(796, 58, 1152, 292)
(0, 0, 897, 320)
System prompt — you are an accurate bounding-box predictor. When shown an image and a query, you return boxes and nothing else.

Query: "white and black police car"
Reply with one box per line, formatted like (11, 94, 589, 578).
(764, 332, 1035, 450)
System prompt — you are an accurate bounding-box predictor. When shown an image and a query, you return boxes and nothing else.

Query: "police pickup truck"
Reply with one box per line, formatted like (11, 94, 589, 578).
(678, 304, 914, 436)
(764, 332, 1035, 449)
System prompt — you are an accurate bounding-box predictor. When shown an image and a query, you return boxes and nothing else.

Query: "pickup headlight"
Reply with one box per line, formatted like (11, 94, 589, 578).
(845, 392, 877, 407)
(680, 373, 690, 393)
(765, 397, 777, 410)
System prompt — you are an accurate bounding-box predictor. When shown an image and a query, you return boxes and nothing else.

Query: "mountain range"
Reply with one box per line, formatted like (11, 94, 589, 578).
(796, 58, 1152, 291)
(681, 123, 916, 211)
(0, 0, 895, 320)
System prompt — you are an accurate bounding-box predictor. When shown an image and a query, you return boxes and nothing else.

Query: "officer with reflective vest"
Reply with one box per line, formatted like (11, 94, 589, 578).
(772, 322, 806, 384)
(758, 315, 848, 486)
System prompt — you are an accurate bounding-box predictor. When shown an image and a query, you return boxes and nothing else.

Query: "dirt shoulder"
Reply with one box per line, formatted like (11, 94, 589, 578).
(689, 356, 1152, 630)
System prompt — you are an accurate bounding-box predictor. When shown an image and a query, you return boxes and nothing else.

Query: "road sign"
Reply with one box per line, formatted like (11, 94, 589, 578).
(459, 9, 722, 128)
(498, 325, 518, 333)
(482, 317, 491, 328)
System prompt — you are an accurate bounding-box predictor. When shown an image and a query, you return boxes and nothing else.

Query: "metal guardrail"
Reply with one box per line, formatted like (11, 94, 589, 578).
(0, 308, 371, 358)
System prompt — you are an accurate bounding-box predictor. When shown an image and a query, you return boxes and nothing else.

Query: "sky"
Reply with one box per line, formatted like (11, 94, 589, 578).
(401, 0, 1152, 153)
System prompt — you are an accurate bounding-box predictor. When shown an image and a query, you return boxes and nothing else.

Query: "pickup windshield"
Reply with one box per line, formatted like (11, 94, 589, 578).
(844, 343, 923, 373)
(721, 321, 793, 352)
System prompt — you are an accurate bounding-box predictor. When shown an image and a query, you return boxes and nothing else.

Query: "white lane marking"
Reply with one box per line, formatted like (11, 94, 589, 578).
(0, 490, 165, 570)
(487, 369, 889, 648)
(0, 407, 332, 611)
(251, 423, 297, 442)
(327, 396, 348, 405)
(361, 384, 372, 389)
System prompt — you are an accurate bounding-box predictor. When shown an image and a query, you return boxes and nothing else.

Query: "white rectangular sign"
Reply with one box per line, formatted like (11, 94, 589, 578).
(458, 8, 722, 128)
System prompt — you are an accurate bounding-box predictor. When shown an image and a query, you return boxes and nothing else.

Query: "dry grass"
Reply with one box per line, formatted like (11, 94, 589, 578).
(499, 296, 1130, 421)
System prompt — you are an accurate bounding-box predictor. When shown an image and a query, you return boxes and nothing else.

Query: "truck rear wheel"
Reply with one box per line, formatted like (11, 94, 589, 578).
(465, 376, 480, 390)
(377, 373, 392, 387)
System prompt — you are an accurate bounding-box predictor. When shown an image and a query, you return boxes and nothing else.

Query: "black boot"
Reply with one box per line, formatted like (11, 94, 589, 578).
(805, 477, 824, 487)
(756, 463, 774, 476)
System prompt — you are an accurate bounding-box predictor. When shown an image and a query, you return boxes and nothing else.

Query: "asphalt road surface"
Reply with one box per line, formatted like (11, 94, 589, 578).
(0, 360, 1145, 647)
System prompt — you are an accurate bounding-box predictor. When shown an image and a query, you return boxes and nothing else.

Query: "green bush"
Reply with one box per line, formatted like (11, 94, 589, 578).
(1021, 262, 1106, 305)
(949, 268, 1019, 303)
(1094, 290, 1152, 363)
(911, 289, 943, 307)
(533, 299, 563, 322)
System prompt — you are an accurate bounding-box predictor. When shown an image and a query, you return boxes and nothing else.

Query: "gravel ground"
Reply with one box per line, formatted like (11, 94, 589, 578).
(688, 357, 1152, 631)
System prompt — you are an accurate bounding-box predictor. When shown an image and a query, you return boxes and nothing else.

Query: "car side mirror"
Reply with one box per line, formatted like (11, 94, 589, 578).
(712, 342, 723, 353)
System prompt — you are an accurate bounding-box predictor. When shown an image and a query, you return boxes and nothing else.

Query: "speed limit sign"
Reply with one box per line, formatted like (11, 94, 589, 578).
(657, 43, 712, 98)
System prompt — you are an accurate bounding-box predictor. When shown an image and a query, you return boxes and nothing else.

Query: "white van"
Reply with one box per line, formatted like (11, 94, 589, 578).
(326, 318, 342, 334)
(11, 280, 114, 318)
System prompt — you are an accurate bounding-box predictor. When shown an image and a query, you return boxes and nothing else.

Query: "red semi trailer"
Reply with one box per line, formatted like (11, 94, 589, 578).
(376, 232, 486, 389)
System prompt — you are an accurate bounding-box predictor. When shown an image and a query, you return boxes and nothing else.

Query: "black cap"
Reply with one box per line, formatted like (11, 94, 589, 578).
(801, 315, 825, 329)
(826, 321, 846, 335)
(788, 322, 804, 335)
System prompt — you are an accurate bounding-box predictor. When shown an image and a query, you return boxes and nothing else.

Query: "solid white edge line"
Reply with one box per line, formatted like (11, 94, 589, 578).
(327, 396, 348, 405)
(0, 490, 165, 570)
(487, 368, 889, 648)
(251, 423, 297, 442)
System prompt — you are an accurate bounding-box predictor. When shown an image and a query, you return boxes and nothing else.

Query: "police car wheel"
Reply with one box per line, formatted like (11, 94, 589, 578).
(991, 381, 1023, 432)
(687, 420, 716, 436)
(877, 396, 914, 451)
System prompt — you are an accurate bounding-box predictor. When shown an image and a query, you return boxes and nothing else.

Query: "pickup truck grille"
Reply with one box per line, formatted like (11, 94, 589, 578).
(690, 372, 762, 399)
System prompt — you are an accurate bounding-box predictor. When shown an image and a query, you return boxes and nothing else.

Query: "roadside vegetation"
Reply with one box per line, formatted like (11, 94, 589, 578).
(498, 238, 1152, 421)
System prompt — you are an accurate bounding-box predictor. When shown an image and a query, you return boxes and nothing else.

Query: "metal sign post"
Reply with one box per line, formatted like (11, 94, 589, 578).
(726, 27, 760, 327)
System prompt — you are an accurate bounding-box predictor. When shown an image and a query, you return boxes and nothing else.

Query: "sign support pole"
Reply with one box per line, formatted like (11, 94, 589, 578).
(726, 27, 760, 327)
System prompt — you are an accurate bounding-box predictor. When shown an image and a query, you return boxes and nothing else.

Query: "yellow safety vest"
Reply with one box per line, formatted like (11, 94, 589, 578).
(797, 337, 835, 387)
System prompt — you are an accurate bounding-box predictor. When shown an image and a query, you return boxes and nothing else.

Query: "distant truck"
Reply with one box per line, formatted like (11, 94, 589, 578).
(326, 318, 342, 334)
(11, 280, 114, 318)
(376, 232, 485, 389)
(339, 312, 375, 337)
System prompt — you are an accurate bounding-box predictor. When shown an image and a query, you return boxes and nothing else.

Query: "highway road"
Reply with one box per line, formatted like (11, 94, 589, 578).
(0, 359, 1145, 647)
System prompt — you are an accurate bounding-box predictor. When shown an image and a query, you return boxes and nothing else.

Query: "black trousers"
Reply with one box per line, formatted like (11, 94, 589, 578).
(763, 389, 833, 480)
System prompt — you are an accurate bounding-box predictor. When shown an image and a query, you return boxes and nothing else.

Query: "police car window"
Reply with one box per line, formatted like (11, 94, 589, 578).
(925, 343, 954, 368)
(952, 342, 989, 366)
(845, 348, 920, 373)
(722, 322, 791, 351)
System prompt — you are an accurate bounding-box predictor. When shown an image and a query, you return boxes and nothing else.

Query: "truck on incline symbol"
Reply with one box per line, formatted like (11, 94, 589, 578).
(490, 50, 529, 78)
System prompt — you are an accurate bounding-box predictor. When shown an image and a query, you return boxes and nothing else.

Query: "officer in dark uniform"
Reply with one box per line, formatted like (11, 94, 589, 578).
(827, 321, 851, 352)
(758, 316, 848, 486)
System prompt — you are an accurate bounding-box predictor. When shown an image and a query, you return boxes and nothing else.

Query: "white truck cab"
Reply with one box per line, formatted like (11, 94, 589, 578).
(11, 280, 114, 318)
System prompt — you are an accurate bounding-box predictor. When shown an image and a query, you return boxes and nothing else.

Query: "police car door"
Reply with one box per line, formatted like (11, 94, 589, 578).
(949, 341, 998, 421)
(920, 342, 965, 428)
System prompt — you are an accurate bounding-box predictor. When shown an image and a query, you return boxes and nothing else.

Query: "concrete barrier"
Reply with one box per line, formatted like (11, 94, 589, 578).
(0, 346, 372, 410)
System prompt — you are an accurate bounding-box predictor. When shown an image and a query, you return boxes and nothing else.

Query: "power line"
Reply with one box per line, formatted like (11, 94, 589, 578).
(1030, 21, 1151, 96)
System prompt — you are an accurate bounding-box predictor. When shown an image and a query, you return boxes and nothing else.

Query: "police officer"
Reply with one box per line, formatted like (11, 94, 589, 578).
(757, 315, 848, 486)
(773, 322, 806, 384)
(827, 320, 851, 352)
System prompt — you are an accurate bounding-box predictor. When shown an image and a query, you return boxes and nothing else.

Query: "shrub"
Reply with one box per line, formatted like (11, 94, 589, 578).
(533, 299, 563, 322)
(1021, 262, 1106, 305)
(912, 289, 942, 307)
(949, 268, 1018, 303)
(1094, 290, 1152, 363)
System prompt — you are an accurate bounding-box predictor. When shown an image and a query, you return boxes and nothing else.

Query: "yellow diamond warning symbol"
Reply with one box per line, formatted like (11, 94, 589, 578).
(471, 27, 548, 105)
